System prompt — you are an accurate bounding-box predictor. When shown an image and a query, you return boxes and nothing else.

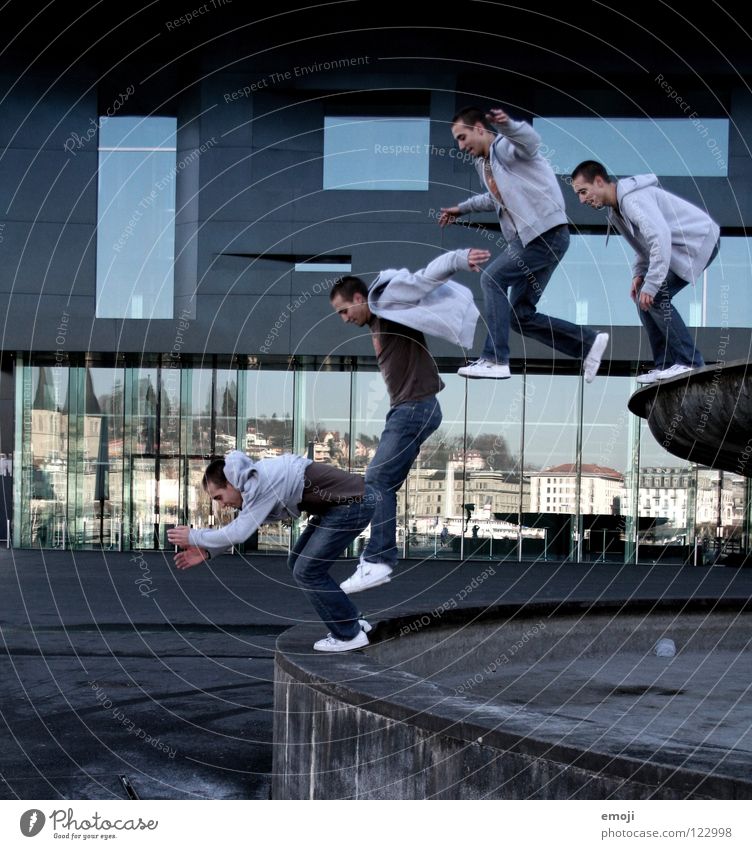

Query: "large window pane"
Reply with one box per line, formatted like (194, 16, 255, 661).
(96, 116, 177, 318)
(243, 368, 295, 552)
(581, 377, 635, 561)
(637, 421, 695, 564)
(548, 234, 640, 327)
(301, 370, 351, 468)
(23, 366, 69, 547)
(184, 368, 213, 457)
(401, 374, 466, 560)
(215, 369, 238, 455)
(524, 374, 581, 560)
(323, 117, 430, 190)
(78, 368, 124, 548)
(461, 379, 525, 560)
(703, 237, 752, 328)
(534, 117, 729, 177)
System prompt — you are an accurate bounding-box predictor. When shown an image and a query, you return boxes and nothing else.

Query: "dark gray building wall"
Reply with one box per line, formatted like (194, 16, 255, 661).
(1, 2, 751, 362)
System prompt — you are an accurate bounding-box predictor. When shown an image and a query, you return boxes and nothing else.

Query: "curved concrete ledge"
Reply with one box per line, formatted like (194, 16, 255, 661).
(273, 599, 752, 799)
(628, 359, 752, 475)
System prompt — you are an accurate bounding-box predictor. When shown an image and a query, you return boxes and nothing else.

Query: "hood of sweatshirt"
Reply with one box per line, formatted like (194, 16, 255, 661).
(616, 173, 660, 202)
(223, 450, 257, 494)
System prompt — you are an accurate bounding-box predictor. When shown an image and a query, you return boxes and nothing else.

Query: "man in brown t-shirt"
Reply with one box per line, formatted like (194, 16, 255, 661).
(329, 248, 488, 593)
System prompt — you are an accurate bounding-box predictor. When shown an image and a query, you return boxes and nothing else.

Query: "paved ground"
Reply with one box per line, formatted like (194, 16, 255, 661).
(1, 548, 750, 799)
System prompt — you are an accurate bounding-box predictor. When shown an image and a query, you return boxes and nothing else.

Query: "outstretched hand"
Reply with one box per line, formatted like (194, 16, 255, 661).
(468, 249, 491, 271)
(486, 108, 509, 125)
(174, 546, 209, 571)
(167, 525, 191, 547)
(439, 206, 461, 227)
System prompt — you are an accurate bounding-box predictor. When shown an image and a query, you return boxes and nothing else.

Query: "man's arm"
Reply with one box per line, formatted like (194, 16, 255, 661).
(168, 485, 283, 561)
(487, 108, 541, 160)
(622, 193, 672, 298)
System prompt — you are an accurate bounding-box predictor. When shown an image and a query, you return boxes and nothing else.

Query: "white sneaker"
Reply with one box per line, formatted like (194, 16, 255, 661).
(457, 358, 511, 379)
(340, 559, 393, 594)
(655, 364, 693, 381)
(635, 368, 662, 385)
(583, 332, 609, 383)
(313, 630, 370, 652)
(359, 618, 373, 634)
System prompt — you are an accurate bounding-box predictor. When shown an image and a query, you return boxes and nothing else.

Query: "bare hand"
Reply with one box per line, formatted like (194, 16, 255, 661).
(639, 291, 654, 311)
(439, 206, 461, 228)
(630, 276, 643, 303)
(486, 108, 509, 125)
(468, 249, 491, 271)
(174, 546, 209, 570)
(167, 525, 191, 547)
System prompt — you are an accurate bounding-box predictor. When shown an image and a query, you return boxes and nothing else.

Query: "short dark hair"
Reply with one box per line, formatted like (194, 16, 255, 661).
(451, 106, 496, 133)
(330, 275, 369, 302)
(202, 458, 228, 491)
(571, 160, 610, 183)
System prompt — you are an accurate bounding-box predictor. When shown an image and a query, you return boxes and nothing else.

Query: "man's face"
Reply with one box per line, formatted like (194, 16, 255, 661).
(572, 174, 610, 209)
(451, 121, 490, 157)
(331, 292, 371, 326)
(206, 480, 243, 510)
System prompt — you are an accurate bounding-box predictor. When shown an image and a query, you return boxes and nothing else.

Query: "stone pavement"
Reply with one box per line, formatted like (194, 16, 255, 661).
(1, 548, 749, 799)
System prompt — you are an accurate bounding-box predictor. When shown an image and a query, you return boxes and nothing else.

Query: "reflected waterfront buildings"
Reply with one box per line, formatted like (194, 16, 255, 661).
(16, 362, 750, 564)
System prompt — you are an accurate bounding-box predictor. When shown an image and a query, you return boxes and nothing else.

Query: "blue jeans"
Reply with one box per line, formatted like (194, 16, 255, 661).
(288, 485, 378, 640)
(480, 225, 596, 364)
(639, 272, 703, 368)
(363, 397, 442, 567)
(638, 241, 719, 369)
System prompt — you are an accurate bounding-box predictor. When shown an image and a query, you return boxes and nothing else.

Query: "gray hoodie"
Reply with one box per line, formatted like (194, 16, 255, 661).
(456, 119, 567, 247)
(188, 451, 310, 558)
(608, 175, 720, 297)
(369, 249, 480, 349)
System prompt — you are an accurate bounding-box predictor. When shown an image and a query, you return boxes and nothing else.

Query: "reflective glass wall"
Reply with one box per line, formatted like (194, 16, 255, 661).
(13, 355, 751, 563)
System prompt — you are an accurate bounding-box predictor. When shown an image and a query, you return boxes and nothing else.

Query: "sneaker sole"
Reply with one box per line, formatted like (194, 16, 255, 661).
(313, 638, 370, 653)
(341, 574, 392, 594)
(459, 373, 511, 380)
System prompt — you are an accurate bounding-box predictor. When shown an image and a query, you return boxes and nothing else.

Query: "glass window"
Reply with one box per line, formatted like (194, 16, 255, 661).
(323, 116, 430, 190)
(701, 237, 752, 328)
(243, 368, 295, 552)
(301, 370, 351, 468)
(77, 368, 125, 548)
(524, 374, 581, 560)
(21, 366, 69, 547)
(214, 369, 238, 456)
(401, 373, 467, 560)
(534, 117, 729, 177)
(547, 234, 639, 327)
(638, 422, 695, 564)
(96, 116, 177, 318)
